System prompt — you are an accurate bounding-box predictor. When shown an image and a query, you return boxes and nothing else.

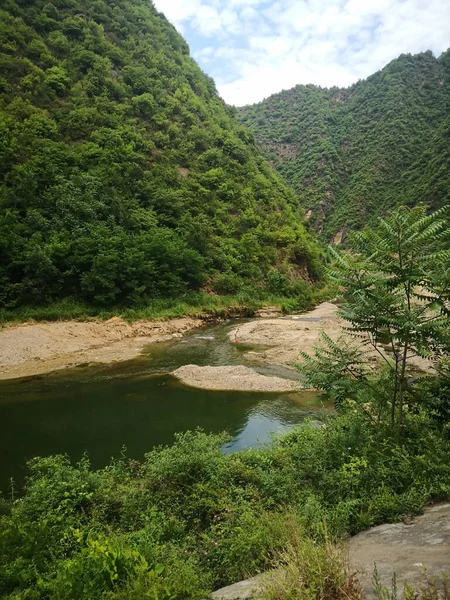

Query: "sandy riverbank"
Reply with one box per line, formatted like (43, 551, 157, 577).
(0, 317, 202, 380)
(0, 301, 434, 384)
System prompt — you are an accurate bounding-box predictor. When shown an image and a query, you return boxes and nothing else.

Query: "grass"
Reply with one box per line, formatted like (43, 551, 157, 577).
(373, 568, 450, 600)
(262, 541, 450, 600)
(262, 533, 363, 600)
(0, 286, 332, 325)
(262, 533, 450, 600)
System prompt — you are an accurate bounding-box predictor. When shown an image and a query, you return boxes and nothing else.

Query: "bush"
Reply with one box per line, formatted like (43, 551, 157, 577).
(1, 414, 449, 598)
(211, 273, 243, 295)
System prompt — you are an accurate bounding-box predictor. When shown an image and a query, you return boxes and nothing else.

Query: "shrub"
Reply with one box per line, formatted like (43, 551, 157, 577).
(1, 416, 449, 598)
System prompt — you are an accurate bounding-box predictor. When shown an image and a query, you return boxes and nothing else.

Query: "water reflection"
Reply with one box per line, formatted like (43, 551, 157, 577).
(0, 320, 327, 490)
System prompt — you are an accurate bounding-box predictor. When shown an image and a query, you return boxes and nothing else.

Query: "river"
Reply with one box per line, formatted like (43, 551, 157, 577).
(0, 319, 327, 491)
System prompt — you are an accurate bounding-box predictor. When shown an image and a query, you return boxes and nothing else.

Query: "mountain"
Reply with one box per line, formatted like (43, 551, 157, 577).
(239, 50, 450, 240)
(0, 0, 321, 309)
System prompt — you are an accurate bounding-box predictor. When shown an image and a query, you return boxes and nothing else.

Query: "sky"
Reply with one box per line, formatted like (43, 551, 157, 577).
(152, 0, 450, 106)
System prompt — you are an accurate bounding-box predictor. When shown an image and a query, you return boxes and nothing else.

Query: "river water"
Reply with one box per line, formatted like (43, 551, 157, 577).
(0, 320, 327, 491)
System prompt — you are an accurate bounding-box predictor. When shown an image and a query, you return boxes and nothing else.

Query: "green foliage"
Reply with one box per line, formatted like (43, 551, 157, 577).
(0, 287, 325, 325)
(211, 273, 243, 295)
(418, 359, 450, 424)
(1, 417, 449, 599)
(262, 536, 363, 600)
(239, 50, 450, 239)
(374, 567, 450, 600)
(299, 205, 450, 429)
(0, 0, 322, 311)
(297, 332, 372, 409)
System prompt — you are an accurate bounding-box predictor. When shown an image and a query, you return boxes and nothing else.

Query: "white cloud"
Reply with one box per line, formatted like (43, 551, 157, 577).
(153, 0, 450, 105)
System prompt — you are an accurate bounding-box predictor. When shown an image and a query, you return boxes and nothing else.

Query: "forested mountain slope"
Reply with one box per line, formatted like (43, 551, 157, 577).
(0, 0, 321, 309)
(239, 50, 450, 239)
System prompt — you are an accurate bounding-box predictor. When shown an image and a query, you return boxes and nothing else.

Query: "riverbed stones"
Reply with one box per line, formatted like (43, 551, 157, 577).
(172, 364, 302, 392)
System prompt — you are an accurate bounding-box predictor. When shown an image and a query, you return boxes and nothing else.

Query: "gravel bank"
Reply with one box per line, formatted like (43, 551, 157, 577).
(172, 364, 303, 392)
(229, 302, 433, 374)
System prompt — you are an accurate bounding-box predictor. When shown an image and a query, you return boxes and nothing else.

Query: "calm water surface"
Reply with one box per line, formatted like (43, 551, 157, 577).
(0, 320, 326, 490)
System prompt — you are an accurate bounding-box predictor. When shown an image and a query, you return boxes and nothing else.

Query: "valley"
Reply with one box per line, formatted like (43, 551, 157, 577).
(0, 1, 449, 599)
(239, 50, 450, 239)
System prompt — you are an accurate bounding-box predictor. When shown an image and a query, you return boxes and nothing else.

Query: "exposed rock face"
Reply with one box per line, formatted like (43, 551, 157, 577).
(172, 365, 302, 392)
(349, 502, 450, 599)
(210, 504, 450, 600)
(211, 574, 267, 600)
(253, 306, 282, 318)
(332, 228, 345, 245)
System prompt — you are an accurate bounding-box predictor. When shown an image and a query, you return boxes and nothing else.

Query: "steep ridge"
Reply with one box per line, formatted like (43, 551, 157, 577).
(0, 0, 321, 309)
(239, 50, 450, 239)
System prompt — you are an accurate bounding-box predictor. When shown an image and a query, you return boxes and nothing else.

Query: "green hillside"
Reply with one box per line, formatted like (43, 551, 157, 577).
(0, 0, 321, 310)
(239, 50, 450, 239)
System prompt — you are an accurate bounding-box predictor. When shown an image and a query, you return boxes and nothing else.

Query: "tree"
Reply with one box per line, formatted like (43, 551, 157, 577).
(0, 0, 322, 310)
(298, 205, 450, 430)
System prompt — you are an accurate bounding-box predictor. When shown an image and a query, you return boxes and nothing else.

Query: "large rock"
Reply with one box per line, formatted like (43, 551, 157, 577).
(211, 574, 267, 600)
(349, 503, 450, 598)
(210, 504, 450, 600)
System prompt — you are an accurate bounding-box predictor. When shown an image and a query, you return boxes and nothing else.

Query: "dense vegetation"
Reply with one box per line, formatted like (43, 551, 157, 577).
(1, 0, 449, 593)
(0, 0, 322, 312)
(299, 206, 450, 428)
(239, 50, 450, 240)
(1, 415, 449, 599)
(1, 207, 449, 599)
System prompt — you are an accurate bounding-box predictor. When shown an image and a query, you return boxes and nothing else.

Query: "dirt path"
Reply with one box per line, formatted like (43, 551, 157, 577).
(0, 317, 202, 380)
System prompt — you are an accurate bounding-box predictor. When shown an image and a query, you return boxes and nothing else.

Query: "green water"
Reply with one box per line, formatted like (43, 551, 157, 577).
(0, 320, 325, 490)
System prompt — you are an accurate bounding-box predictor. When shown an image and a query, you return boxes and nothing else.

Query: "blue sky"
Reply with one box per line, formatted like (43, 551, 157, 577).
(153, 0, 450, 106)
